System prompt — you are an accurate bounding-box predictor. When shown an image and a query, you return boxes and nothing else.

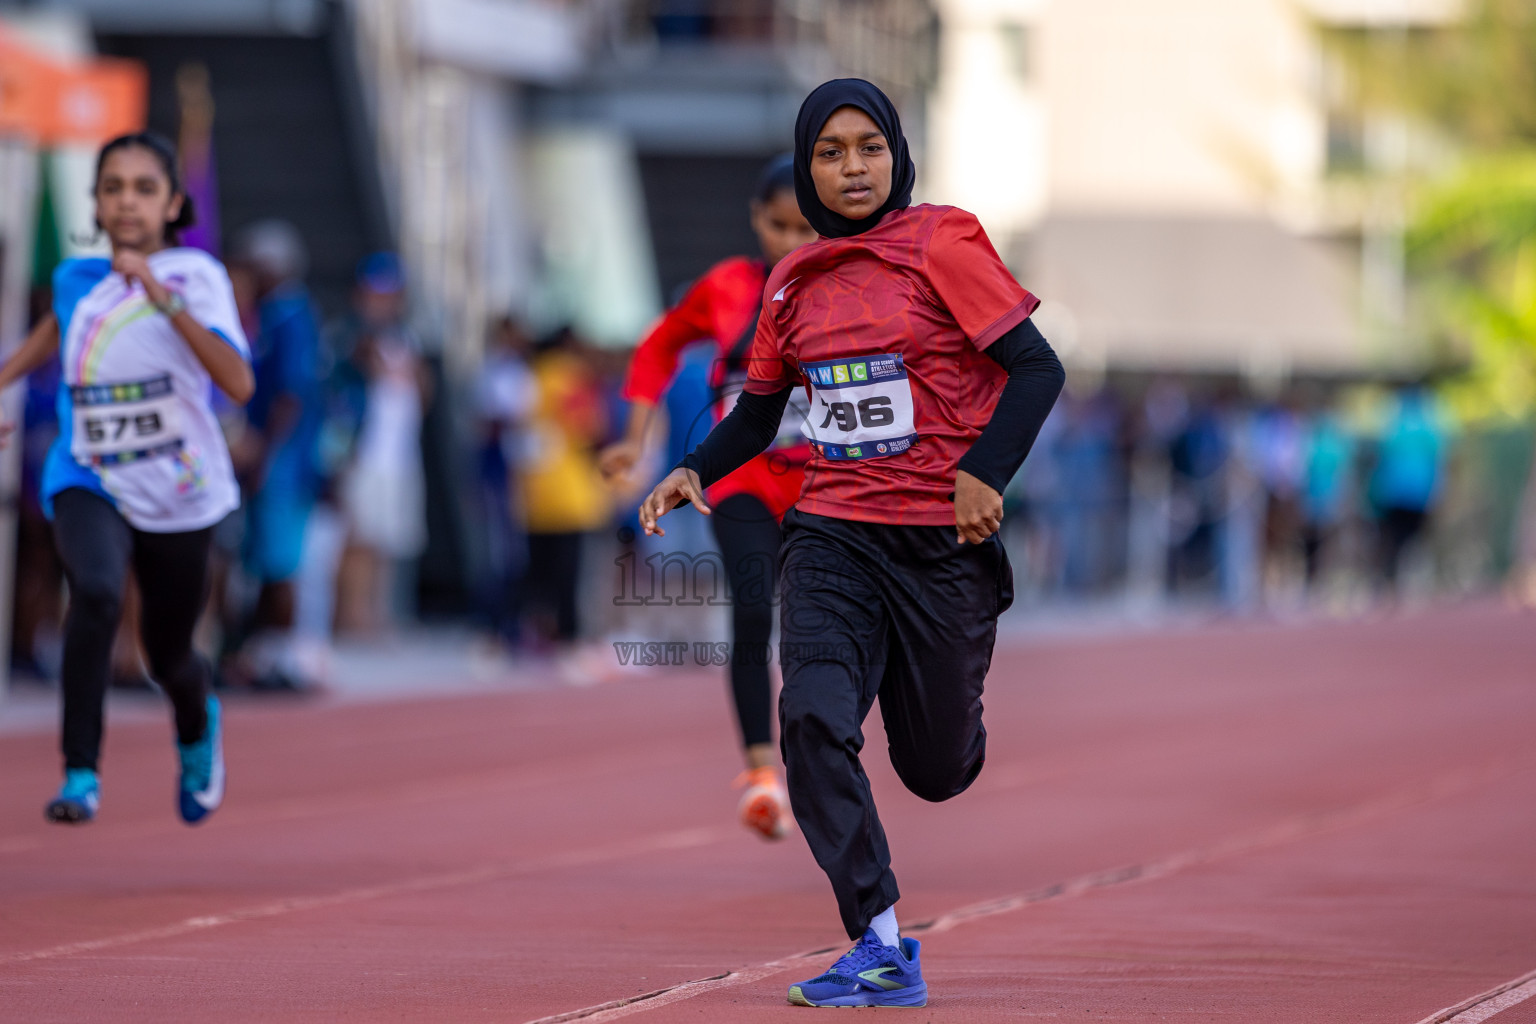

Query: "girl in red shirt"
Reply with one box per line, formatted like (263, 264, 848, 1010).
(640, 80, 1064, 1007)
(601, 156, 816, 841)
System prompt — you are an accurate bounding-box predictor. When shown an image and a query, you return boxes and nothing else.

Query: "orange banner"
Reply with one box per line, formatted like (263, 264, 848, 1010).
(0, 27, 146, 145)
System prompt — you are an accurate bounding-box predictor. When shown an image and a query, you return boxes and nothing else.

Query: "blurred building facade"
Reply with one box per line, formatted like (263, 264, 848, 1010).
(0, 0, 948, 642)
(0, 0, 1482, 399)
(929, 0, 1461, 386)
(349, 0, 940, 366)
(5, 0, 1519, 654)
(1, 0, 934, 354)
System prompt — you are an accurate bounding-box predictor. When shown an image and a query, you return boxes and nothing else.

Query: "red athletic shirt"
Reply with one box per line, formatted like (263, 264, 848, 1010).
(744, 205, 1039, 526)
(622, 256, 808, 518)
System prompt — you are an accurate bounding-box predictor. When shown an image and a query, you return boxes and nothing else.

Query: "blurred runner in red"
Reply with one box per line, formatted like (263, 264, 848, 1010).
(640, 79, 1065, 1007)
(602, 155, 816, 840)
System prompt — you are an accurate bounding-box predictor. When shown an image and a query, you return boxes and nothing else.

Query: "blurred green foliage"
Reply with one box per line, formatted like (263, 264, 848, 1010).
(1324, 0, 1536, 422)
(1413, 155, 1536, 421)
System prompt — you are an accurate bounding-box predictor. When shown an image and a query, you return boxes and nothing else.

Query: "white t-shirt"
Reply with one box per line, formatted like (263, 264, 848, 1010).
(47, 248, 250, 532)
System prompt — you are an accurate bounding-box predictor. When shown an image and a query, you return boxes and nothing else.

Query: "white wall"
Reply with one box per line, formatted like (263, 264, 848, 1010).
(932, 0, 1460, 235)
(931, 0, 1335, 232)
(524, 127, 661, 347)
(927, 0, 1389, 372)
(926, 0, 1049, 241)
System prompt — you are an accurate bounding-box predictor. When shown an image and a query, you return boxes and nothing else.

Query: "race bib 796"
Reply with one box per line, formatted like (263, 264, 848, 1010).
(799, 352, 918, 460)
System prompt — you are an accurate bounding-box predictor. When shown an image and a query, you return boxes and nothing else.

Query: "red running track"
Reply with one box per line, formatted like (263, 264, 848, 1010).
(2, 604, 1535, 1022)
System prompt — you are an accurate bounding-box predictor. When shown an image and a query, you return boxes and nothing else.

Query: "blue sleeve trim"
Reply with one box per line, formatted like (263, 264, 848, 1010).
(52, 258, 113, 340)
(210, 327, 252, 363)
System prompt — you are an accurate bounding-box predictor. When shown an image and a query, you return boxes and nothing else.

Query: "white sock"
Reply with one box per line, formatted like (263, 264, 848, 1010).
(869, 905, 899, 948)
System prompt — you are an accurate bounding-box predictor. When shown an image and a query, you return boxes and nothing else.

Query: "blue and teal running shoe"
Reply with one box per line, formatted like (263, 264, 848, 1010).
(177, 695, 225, 825)
(787, 929, 927, 1007)
(46, 768, 101, 824)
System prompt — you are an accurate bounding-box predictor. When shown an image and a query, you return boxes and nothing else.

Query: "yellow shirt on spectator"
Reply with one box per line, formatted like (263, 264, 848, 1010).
(521, 350, 612, 534)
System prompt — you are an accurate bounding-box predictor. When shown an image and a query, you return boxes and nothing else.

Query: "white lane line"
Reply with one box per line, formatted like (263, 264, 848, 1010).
(526, 965, 816, 1024)
(1415, 970, 1536, 1024)
(524, 759, 1531, 1023)
(0, 826, 728, 965)
(0, 750, 702, 859)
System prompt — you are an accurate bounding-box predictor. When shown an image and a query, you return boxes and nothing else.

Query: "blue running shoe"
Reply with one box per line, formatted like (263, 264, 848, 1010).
(46, 768, 101, 824)
(787, 929, 927, 1007)
(177, 695, 225, 825)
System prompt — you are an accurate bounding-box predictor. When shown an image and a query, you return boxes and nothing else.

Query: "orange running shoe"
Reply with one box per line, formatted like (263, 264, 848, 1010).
(736, 766, 791, 840)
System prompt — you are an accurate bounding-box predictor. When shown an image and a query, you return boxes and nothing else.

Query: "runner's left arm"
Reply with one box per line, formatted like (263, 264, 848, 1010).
(638, 385, 793, 534)
(673, 278, 795, 491)
(678, 384, 794, 489)
(166, 313, 254, 405)
(639, 289, 794, 534)
(956, 317, 1065, 494)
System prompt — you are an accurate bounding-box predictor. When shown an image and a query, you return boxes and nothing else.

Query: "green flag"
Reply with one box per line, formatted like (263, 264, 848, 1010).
(30, 151, 62, 293)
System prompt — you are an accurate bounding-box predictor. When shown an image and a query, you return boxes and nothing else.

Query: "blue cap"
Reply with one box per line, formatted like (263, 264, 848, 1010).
(356, 251, 404, 294)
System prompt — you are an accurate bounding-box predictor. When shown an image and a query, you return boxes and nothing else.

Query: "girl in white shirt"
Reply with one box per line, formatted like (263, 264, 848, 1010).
(0, 132, 254, 825)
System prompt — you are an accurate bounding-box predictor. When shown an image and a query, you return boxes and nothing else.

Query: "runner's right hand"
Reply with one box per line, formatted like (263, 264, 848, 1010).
(639, 467, 711, 537)
(0, 421, 14, 451)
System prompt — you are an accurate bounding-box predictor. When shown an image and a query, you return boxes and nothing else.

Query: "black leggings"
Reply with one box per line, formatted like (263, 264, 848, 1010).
(710, 493, 782, 750)
(525, 531, 584, 643)
(52, 488, 214, 772)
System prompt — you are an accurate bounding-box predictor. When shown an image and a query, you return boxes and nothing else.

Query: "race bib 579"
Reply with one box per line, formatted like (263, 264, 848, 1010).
(799, 353, 918, 460)
(70, 375, 184, 466)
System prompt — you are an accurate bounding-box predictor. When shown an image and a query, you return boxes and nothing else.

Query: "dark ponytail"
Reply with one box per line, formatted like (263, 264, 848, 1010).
(93, 131, 197, 245)
(170, 193, 196, 242)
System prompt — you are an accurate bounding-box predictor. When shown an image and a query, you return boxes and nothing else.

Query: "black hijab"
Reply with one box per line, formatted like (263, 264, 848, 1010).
(793, 78, 916, 239)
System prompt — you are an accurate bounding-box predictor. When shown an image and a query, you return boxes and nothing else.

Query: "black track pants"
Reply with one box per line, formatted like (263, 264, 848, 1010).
(710, 493, 782, 751)
(52, 488, 214, 772)
(777, 508, 1014, 940)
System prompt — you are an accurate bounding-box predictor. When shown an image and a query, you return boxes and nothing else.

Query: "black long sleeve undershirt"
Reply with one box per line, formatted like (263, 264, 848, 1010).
(678, 385, 792, 491)
(677, 316, 1064, 498)
(956, 316, 1066, 495)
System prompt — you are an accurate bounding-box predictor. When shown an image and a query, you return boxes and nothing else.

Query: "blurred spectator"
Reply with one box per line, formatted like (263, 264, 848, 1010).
(10, 291, 65, 684)
(519, 327, 612, 649)
(1301, 403, 1356, 589)
(1248, 398, 1308, 601)
(327, 253, 431, 635)
(473, 316, 537, 647)
(1222, 399, 1264, 611)
(1122, 381, 1187, 603)
(1046, 393, 1123, 594)
(229, 220, 324, 690)
(200, 259, 262, 676)
(1369, 385, 1446, 593)
(1000, 395, 1061, 602)
(1167, 399, 1230, 595)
